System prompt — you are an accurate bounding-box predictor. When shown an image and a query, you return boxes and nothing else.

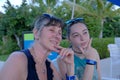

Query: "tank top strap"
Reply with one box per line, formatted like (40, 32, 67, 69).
(21, 49, 38, 80)
(21, 49, 53, 80)
(46, 60, 54, 80)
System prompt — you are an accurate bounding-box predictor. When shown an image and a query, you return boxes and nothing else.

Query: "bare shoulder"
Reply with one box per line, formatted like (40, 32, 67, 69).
(91, 48, 100, 56)
(5, 51, 27, 66)
(0, 51, 27, 80)
(91, 48, 101, 62)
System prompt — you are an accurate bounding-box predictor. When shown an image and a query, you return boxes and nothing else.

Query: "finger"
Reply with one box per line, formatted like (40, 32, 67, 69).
(60, 48, 73, 59)
(59, 48, 67, 58)
(86, 38, 92, 49)
(78, 45, 85, 54)
(53, 45, 64, 53)
(55, 45, 63, 51)
(64, 49, 73, 57)
(52, 47, 61, 53)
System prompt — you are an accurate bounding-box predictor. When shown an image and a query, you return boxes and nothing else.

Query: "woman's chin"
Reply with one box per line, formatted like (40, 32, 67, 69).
(82, 46, 87, 49)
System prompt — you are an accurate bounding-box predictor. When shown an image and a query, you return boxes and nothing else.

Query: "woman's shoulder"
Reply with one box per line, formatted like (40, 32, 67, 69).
(8, 51, 27, 63)
(0, 51, 28, 80)
(3, 51, 28, 71)
(91, 48, 100, 57)
(90, 48, 100, 63)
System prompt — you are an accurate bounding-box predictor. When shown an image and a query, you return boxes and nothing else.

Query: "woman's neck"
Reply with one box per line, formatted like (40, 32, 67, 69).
(31, 43, 50, 65)
(72, 46, 85, 59)
(30, 44, 48, 80)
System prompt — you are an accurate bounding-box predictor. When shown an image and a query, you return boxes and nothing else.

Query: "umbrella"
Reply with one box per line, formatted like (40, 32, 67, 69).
(108, 0, 120, 6)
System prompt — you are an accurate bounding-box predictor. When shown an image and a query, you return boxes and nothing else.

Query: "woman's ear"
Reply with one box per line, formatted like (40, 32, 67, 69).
(33, 28, 39, 40)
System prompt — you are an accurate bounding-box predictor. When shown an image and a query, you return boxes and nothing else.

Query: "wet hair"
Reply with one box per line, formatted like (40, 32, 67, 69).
(32, 13, 64, 32)
(65, 18, 86, 38)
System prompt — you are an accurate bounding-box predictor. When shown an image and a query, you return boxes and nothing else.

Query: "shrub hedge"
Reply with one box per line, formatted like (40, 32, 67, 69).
(0, 38, 114, 59)
(0, 38, 19, 55)
(60, 38, 114, 59)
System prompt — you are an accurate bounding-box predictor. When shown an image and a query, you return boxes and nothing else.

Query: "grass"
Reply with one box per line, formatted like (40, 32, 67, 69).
(0, 54, 9, 61)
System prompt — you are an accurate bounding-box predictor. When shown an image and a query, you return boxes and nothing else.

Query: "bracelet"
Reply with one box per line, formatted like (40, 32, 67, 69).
(86, 59, 97, 65)
(66, 74, 76, 80)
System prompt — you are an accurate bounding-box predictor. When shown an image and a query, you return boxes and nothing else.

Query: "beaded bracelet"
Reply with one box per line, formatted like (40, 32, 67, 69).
(86, 59, 97, 65)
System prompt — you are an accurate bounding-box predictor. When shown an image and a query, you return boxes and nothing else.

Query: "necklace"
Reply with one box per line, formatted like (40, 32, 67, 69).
(30, 46, 47, 80)
(72, 47, 82, 54)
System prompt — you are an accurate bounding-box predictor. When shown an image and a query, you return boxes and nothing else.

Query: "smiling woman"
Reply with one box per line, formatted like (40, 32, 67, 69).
(0, 13, 75, 80)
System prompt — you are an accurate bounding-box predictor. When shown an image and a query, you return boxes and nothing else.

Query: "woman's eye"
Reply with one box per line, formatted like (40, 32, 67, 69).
(73, 35, 78, 38)
(50, 29, 54, 32)
(59, 32, 62, 35)
(83, 31, 88, 35)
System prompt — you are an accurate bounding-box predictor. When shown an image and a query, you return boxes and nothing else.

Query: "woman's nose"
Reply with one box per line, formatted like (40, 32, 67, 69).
(55, 32, 61, 41)
(80, 35, 84, 41)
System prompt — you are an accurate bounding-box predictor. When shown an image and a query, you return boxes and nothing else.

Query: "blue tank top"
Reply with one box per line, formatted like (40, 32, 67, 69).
(22, 49, 53, 80)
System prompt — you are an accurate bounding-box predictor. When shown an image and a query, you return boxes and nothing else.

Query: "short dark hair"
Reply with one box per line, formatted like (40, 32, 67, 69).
(32, 13, 64, 32)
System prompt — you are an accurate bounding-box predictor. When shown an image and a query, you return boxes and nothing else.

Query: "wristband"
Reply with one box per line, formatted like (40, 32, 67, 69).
(66, 74, 76, 80)
(86, 59, 97, 65)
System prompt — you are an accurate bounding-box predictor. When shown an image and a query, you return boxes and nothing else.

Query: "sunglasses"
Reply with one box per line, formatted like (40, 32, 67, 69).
(66, 18, 84, 26)
(42, 13, 53, 19)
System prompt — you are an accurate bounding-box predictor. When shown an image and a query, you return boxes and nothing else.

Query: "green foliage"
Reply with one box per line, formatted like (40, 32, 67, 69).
(83, 15, 101, 37)
(103, 17, 120, 37)
(63, 0, 118, 38)
(60, 38, 114, 59)
(92, 38, 114, 59)
(60, 40, 70, 48)
(0, 37, 19, 55)
(0, 54, 9, 61)
(0, 0, 43, 49)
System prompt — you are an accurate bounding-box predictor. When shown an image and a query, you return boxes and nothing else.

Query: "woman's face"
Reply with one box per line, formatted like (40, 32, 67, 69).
(69, 23, 90, 49)
(34, 25, 62, 51)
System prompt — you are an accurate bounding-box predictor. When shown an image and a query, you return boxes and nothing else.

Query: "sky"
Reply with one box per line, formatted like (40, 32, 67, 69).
(0, 0, 29, 13)
(0, 0, 119, 13)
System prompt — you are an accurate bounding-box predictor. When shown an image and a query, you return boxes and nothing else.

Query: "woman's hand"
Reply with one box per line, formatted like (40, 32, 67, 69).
(78, 38, 97, 60)
(78, 38, 101, 80)
(54, 46, 74, 76)
(54, 46, 74, 64)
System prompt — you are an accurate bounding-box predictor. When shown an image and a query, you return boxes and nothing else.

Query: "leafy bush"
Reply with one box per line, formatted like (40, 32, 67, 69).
(0, 38, 19, 55)
(0, 37, 114, 59)
(60, 38, 114, 59)
(92, 38, 114, 59)
(60, 39, 70, 48)
(0, 54, 9, 61)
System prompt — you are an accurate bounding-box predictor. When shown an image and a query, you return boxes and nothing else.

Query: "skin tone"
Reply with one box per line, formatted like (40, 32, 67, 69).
(68, 23, 101, 80)
(0, 25, 74, 80)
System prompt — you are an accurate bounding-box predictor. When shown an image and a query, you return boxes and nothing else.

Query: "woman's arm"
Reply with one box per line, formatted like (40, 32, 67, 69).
(78, 39, 101, 80)
(83, 48, 101, 80)
(0, 52, 27, 80)
(52, 47, 75, 80)
(57, 56, 77, 80)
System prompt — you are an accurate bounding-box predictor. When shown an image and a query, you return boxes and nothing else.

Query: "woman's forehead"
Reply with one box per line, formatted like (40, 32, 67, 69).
(43, 25, 62, 30)
(71, 23, 87, 30)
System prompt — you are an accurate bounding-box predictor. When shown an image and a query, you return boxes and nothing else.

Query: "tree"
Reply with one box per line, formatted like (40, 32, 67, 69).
(0, 0, 37, 49)
(28, 0, 61, 14)
(63, 0, 118, 38)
